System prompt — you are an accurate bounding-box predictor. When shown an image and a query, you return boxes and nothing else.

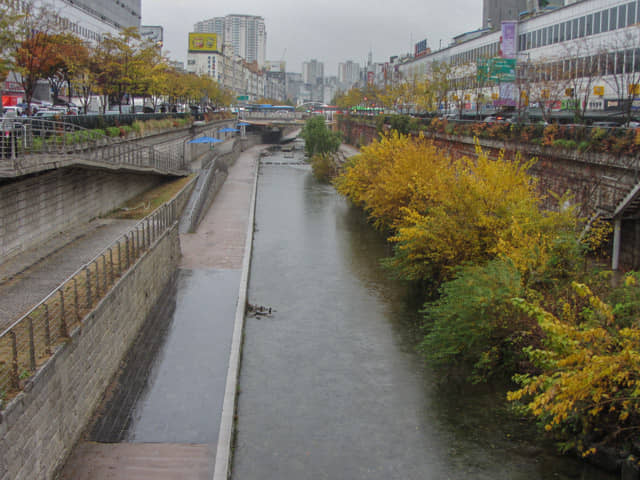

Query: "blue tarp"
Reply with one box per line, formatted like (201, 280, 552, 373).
(188, 136, 223, 144)
(237, 122, 250, 126)
(219, 127, 240, 132)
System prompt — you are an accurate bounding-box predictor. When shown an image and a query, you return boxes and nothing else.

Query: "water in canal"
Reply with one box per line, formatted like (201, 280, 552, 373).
(232, 149, 614, 480)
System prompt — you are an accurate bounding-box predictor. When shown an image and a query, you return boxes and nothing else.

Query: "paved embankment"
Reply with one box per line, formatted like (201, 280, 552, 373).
(0, 219, 139, 330)
(59, 145, 262, 479)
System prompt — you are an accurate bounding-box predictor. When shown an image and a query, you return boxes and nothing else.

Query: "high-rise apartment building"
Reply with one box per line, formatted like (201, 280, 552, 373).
(338, 61, 361, 91)
(302, 59, 324, 85)
(194, 14, 266, 66)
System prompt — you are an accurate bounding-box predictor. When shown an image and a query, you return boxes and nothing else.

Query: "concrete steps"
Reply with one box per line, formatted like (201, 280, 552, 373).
(59, 442, 214, 480)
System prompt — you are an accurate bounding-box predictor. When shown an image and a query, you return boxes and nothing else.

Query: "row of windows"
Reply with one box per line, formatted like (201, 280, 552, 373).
(522, 48, 640, 82)
(450, 42, 500, 66)
(519, 1, 640, 51)
(58, 16, 101, 42)
(447, 48, 640, 91)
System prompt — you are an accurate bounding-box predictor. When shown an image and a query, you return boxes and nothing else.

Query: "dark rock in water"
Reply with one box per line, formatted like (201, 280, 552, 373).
(622, 456, 640, 480)
(632, 440, 640, 457)
(587, 446, 622, 473)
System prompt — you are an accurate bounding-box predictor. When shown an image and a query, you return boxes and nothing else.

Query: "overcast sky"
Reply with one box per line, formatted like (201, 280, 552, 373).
(141, 0, 482, 76)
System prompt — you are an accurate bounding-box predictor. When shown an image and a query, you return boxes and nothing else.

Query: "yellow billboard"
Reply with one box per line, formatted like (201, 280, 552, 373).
(188, 33, 218, 52)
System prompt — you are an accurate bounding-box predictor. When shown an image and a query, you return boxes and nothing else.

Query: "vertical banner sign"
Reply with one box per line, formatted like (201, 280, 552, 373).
(501, 21, 517, 59)
(499, 21, 518, 107)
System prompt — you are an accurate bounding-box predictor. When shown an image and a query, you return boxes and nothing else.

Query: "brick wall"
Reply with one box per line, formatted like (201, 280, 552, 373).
(0, 225, 181, 480)
(0, 168, 164, 262)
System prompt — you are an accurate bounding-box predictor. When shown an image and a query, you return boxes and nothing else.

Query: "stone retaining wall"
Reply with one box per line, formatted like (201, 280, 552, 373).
(0, 224, 181, 480)
(0, 168, 164, 262)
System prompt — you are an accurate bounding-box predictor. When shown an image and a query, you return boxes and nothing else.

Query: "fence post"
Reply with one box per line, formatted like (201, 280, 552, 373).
(102, 255, 107, 294)
(125, 236, 130, 269)
(74, 277, 80, 321)
(10, 331, 19, 390)
(44, 303, 51, 355)
(109, 248, 114, 284)
(28, 317, 36, 372)
(59, 289, 68, 337)
(85, 267, 92, 308)
(94, 261, 100, 297)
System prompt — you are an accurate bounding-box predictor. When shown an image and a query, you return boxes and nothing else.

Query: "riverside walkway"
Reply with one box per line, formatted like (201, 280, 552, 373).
(59, 144, 261, 479)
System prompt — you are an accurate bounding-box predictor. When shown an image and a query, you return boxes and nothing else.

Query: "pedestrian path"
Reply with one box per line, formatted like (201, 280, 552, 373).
(0, 218, 139, 330)
(59, 145, 262, 480)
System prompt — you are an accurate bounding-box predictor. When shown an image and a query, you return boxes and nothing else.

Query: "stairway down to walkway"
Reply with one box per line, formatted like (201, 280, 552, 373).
(60, 443, 214, 480)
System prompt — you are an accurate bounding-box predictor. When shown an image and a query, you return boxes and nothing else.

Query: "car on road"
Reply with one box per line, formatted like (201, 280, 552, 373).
(483, 115, 507, 123)
(592, 121, 620, 129)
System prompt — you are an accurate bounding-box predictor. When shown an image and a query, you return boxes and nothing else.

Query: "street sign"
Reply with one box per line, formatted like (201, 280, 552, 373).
(236, 95, 249, 101)
(476, 58, 516, 83)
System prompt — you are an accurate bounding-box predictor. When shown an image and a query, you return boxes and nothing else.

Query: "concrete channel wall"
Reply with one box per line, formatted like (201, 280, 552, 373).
(181, 137, 262, 233)
(0, 168, 163, 262)
(0, 224, 181, 480)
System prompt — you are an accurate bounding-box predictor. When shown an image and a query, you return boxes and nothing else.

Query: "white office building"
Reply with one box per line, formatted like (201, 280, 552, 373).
(397, 0, 640, 115)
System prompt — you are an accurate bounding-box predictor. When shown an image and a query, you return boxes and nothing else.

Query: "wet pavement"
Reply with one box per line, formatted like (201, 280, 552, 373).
(87, 269, 239, 444)
(232, 149, 615, 480)
(60, 145, 262, 479)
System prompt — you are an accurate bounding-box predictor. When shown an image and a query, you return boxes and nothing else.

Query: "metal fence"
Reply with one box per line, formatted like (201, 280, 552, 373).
(0, 177, 196, 409)
(1, 118, 190, 175)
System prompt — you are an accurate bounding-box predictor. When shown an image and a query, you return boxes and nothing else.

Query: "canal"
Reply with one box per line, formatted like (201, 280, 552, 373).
(232, 148, 614, 479)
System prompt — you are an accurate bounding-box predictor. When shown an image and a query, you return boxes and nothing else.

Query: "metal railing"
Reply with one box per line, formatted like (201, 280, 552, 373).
(0, 177, 196, 409)
(0, 118, 190, 175)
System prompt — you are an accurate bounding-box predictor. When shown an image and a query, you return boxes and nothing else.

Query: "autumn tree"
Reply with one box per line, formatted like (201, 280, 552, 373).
(563, 42, 602, 123)
(601, 30, 640, 125)
(133, 42, 168, 110)
(334, 87, 365, 109)
(94, 27, 146, 112)
(44, 33, 90, 105)
(0, 1, 23, 83)
(526, 57, 570, 123)
(12, 2, 61, 111)
(508, 280, 640, 456)
(429, 60, 453, 113)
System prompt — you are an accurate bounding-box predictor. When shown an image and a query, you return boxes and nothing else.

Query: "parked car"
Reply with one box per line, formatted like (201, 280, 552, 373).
(32, 110, 59, 118)
(483, 115, 507, 123)
(592, 121, 620, 129)
(2, 106, 23, 116)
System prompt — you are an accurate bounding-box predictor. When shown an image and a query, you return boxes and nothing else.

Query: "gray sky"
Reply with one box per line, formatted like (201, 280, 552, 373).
(141, 0, 482, 76)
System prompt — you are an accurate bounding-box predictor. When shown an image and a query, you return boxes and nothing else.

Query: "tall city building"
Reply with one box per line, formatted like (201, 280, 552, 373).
(302, 60, 324, 103)
(483, 0, 566, 28)
(302, 59, 324, 85)
(338, 60, 362, 91)
(482, 0, 528, 29)
(194, 14, 266, 66)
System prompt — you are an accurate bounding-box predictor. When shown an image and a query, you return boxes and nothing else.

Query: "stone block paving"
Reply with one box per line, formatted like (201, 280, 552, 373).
(59, 443, 214, 480)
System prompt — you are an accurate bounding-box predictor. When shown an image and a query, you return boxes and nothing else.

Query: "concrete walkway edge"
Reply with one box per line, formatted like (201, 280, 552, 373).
(212, 154, 259, 480)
